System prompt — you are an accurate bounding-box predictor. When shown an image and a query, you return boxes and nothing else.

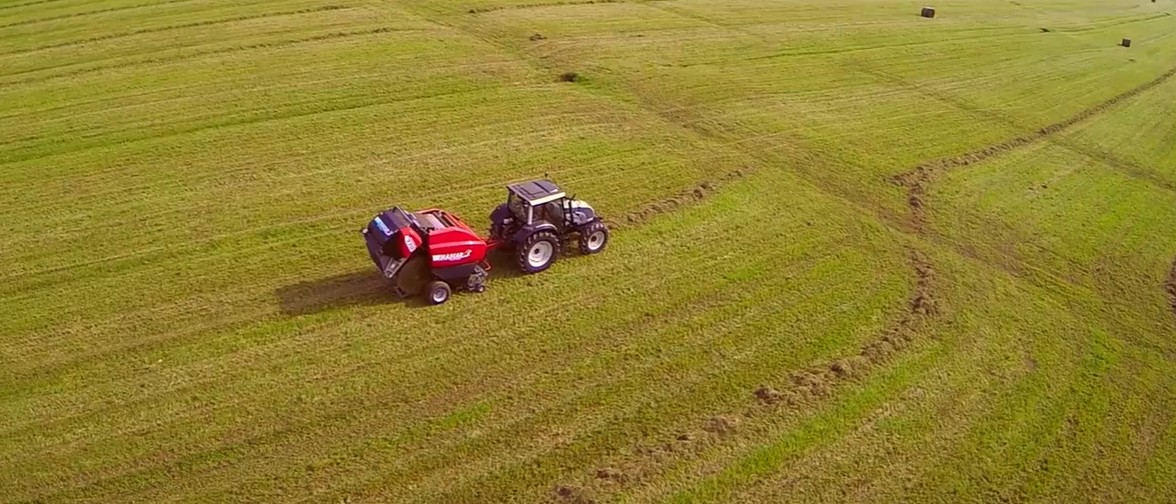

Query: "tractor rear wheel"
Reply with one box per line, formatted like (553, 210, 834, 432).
(578, 222, 609, 255)
(426, 280, 451, 305)
(517, 231, 560, 273)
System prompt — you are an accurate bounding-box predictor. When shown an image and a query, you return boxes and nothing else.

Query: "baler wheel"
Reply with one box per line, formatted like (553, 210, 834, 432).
(426, 280, 451, 305)
(518, 231, 560, 273)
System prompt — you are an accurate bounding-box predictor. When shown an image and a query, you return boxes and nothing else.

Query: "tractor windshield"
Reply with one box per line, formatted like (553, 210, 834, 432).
(507, 192, 529, 222)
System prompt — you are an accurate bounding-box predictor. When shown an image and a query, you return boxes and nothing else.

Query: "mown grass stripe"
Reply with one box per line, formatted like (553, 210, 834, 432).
(0, 0, 199, 29)
(0, 5, 351, 56)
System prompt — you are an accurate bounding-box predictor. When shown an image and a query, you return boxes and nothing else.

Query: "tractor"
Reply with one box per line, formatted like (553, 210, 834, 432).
(360, 179, 609, 305)
(488, 179, 610, 273)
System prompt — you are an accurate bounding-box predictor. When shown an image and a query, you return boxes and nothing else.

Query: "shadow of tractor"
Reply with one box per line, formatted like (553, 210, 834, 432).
(275, 270, 423, 316)
(275, 248, 537, 316)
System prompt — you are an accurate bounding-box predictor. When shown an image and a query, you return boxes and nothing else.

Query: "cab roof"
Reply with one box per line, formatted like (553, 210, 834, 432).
(507, 179, 566, 205)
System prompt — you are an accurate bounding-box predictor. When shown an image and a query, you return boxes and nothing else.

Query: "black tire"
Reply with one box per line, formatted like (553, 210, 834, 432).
(426, 280, 451, 305)
(517, 231, 560, 273)
(578, 221, 609, 255)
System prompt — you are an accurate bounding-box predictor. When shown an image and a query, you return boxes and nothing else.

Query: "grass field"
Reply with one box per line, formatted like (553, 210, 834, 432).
(2, 0, 1175, 502)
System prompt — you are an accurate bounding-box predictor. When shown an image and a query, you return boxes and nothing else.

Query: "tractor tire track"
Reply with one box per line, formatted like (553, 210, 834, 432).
(863, 65, 1176, 196)
(1048, 137, 1176, 193)
(609, 168, 749, 229)
(555, 249, 938, 502)
(0, 5, 350, 57)
(752, 249, 936, 405)
(857, 65, 1025, 135)
(893, 64, 1176, 231)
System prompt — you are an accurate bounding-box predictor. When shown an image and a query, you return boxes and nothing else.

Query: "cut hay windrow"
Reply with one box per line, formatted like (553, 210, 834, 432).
(893, 63, 1176, 231)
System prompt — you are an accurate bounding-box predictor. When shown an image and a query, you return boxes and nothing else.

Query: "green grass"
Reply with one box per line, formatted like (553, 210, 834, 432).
(1, 0, 1175, 502)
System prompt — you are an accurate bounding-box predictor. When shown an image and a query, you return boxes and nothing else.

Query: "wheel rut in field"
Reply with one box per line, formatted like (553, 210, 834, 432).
(1050, 137, 1176, 193)
(553, 249, 938, 502)
(893, 64, 1176, 231)
(753, 249, 937, 405)
(609, 168, 749, 229)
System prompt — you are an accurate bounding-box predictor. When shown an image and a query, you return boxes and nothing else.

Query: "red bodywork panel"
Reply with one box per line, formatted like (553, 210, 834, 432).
(396, 226, 422, 259)
(415, 209, 500, 268)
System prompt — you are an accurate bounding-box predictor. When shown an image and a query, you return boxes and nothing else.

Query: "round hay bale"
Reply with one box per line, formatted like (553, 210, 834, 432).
(920, 6, 936, 18)
(558, 71, 581, 83)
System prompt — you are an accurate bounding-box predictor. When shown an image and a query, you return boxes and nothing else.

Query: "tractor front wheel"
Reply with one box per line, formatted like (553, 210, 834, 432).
(518, 231, 560, 273)
(578, 222, 609, 255)
(426, 280, 451, 305)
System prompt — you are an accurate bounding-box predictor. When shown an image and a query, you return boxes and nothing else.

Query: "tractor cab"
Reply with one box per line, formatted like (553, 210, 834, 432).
(500, 179, 598, 230)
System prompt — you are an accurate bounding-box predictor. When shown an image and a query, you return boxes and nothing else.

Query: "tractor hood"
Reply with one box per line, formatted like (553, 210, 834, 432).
(568, 199, 597, 225)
